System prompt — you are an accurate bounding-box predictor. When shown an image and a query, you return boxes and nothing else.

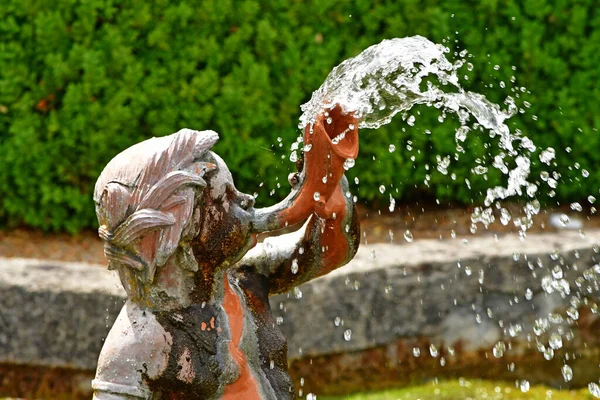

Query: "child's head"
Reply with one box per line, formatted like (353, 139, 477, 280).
(94, 129, 256, 285)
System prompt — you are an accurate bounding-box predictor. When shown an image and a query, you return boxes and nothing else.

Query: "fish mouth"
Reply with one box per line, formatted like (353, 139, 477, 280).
(250, 104, 359, 234)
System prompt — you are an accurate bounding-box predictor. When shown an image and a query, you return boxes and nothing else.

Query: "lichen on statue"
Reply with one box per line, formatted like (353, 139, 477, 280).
(91, 106, 360, 400)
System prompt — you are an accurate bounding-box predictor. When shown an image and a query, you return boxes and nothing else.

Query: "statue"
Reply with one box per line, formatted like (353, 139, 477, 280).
(91, 106, 360, 399)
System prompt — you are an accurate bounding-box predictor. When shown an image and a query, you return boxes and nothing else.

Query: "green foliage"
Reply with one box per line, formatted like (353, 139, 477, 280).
(0, 0, 598, 231)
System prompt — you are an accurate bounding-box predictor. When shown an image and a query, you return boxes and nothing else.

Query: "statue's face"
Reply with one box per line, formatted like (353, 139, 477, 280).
(191, 152, 257, 270)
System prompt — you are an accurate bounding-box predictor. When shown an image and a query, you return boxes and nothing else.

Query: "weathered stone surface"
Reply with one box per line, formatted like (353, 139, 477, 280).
(0, 258, 124, 370)
(0, 363, 93, 400)
(1, 230, 600, 396)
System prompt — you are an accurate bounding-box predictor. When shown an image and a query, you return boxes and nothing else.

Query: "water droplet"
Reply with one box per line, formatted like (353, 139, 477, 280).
(455, 126, 469, 142)
(539, 148, 555, 165)
(388, 144, 396, 152)
(313, 192, 321, 201)
(493, 341, 506, 358)
(369, 249, 376, 260)
(436, 155, 450, 175)
(525, 288, 533, 300)
(473, 165, 488, 175)
(567, 307, 579, 320)
(570, 202, 582, 212)
(289, 151, 298, 163)
(588, 195, 596, 204)
(306, 394, 317, 400)
(589, 382, 600, 398)
(379, 185, 386, 194)
(407, 115, 416, 126)
(500, 208, 511, 225)
(519, 380, 530, 393)
(508, 324, 522, 337)
(493, 64, 500, 70)
(343, 329, 352, 341)
(412, 347, 421, 357)
(343, 158, 355, 170)
(291, 259, 299, 274)
(559, 214, 570, 226)
(429, 344, 438, 358)
(561, 365, 573, 382)
(464, 266, 472, 276)
(533, 318, 548, 336)
(404, 230, 413, 242)
(549, 333, 563, 350)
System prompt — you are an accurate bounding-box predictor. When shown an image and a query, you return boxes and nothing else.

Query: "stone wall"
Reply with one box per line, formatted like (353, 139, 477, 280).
(272, 231, 600, 394)
(1, 231, 599, 398)
(273, 231, 600, 359)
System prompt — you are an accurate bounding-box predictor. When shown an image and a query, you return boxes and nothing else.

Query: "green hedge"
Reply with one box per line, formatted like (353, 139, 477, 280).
(1, 0, 598, 231)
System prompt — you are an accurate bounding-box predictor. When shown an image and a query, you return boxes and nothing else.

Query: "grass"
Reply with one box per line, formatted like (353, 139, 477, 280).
(1, 380, 596, 400)
(318, 379, 596, 400)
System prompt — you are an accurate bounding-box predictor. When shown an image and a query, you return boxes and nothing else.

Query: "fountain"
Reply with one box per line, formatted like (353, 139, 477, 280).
(91, 105, 359, 399)
(91, 35, 595, 398)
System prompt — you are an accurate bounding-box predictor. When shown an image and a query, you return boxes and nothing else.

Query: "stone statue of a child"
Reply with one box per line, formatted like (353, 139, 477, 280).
(91, 106, 360, 399)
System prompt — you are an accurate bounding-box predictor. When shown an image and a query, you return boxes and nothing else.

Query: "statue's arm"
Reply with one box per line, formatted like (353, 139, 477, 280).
(240, 176, 360, 295)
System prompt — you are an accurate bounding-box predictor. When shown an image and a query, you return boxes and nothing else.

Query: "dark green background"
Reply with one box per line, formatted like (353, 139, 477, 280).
(1, 0, 598, 231)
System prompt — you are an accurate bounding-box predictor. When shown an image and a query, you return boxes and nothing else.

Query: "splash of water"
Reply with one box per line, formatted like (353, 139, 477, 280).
(299, 36, 543, 230)
(294, 36, 600, 394)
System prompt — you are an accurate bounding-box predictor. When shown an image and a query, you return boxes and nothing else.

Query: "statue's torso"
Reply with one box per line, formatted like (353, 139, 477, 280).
(98, 265, 293, 400)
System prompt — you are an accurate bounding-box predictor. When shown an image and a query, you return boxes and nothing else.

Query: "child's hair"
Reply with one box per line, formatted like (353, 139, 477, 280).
(94, 129, 218, 283)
